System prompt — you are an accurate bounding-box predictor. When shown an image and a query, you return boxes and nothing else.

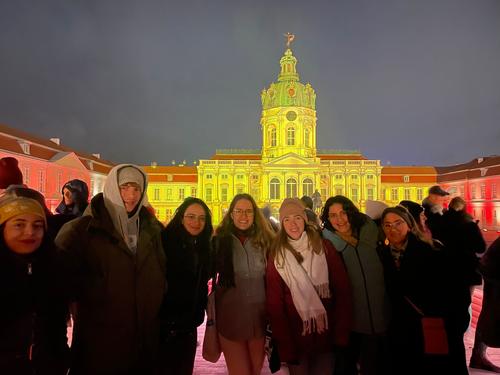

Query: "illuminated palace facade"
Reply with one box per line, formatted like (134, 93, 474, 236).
(145, 45, 437, 224)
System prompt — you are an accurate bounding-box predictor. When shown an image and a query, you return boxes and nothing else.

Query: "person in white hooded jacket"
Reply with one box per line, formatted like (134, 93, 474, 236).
(55, 164, 166, 375)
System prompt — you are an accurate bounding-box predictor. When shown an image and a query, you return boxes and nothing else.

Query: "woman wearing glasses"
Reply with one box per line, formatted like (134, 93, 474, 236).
(157, 197, 213, 375)
(320, 195, 390, 375)
(212, 194, 274, 375)
(378, 206, 467, 375)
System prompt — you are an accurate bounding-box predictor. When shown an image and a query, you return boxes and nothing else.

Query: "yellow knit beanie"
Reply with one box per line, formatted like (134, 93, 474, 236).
(0, 196, 47, 228)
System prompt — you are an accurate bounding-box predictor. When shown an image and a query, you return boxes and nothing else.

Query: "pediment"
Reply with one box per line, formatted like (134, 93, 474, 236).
(50, 152, 88, 170)
(264, 153, 318, 166)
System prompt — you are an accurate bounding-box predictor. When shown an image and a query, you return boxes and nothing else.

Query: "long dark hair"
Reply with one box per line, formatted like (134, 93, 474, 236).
(320, 195, 367, 238)
(214, 194, 274, 287)
(165, 197, 213, 242)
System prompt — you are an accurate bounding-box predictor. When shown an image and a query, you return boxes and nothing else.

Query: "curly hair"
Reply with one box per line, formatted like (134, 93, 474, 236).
(320, 195, 367, 238)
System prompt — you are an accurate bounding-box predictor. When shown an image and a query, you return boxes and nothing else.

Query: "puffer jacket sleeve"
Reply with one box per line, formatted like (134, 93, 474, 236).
(266, 257, 299, 363)
(324, 239, 352, 347)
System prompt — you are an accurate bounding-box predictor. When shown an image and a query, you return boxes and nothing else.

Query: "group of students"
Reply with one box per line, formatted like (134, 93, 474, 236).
(0, 154, 497, 375)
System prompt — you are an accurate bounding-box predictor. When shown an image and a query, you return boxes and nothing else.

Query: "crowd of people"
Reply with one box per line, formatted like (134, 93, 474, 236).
(0, 155, 499, 375)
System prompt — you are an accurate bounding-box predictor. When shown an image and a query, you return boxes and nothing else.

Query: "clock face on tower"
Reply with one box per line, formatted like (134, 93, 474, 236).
(286, 111, 297, 121)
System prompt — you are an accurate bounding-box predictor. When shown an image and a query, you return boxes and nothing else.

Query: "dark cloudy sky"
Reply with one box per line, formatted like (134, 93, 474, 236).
(1, 0, 499, 166)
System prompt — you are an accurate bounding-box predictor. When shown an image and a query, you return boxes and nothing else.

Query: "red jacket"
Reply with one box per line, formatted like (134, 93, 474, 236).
(266, 239, 352, 363)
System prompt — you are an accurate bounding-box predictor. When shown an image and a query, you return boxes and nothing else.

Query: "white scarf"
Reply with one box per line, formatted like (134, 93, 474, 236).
(275, 231, 330, 335)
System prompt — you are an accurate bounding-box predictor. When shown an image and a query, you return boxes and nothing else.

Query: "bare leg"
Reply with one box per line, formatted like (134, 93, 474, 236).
(247, 336, 266, 375)
(219, 334, 252, 375)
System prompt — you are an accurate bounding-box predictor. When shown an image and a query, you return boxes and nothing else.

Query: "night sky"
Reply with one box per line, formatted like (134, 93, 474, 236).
(1, 0, 499, 167)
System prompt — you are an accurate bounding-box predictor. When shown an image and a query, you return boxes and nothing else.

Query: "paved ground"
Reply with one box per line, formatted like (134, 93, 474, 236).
(192, 321, 500, 374)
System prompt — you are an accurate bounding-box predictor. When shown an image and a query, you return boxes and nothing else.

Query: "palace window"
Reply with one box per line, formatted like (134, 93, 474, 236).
(166, 189, 172, 200)
(205, 187, 213, 202)
(351, 187, 359, 202)
(302, 178, 313, 197)
(287, 127, 295, 146)
(191, 187, 196, 197)
(38, 170, 45, 193)
(57, 172, 63, 192)
(20, 142, 30, 155)
(351, 175, 358, 180)
(270, 127, 276, 147)
(471, 184, 476, 199)
(481, 184, 486, 199)
(367, 187, 374, 201)
(417, 188, 423, 201)
(403, 175, 410, 183)
(321, 188, 328, 199)
(335, 186, 343, 196)
(220, 174, 228, 180)
(220, 185, 228, 202)
(493, 183, 497, 198)
(286, 178, 297, 198)
(23, 167, 30, 185)
(206, 174, 213, 180)
(179, 188, 185, 200)
(335, 174, 343, 180)
(391, 188, 398, 201)
(304, 128, 310, 147)
(236, 174, 244, 180)
(366, 175, 374, 180)
(404, 188, 411, 200)
(270, 178, 280, 200)
(154, 188, 160, 201)
(236, 184, 245, 195)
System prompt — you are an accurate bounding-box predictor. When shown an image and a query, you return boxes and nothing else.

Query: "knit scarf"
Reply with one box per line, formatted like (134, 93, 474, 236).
(275, 231, 330, 336)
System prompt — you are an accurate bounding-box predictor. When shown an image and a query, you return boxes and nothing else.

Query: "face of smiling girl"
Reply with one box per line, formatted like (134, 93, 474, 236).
(4, 214, 45, 254)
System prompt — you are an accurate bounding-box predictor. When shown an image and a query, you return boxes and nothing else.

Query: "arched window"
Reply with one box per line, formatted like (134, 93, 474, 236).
(287, 127, 295, 146)
(205, 186, 213, 202)
(304, 128, 310, 147)
(286, 178, 298, 198)
(269, 127, 276, 147)
(302, 178, 313, 197)
(270, 178, 280, 200)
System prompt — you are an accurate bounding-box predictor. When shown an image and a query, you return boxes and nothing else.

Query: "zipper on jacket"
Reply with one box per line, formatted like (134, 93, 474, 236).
(27, 262, 32, 275)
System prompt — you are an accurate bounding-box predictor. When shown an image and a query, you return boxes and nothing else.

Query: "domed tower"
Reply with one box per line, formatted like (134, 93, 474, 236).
(260, 37, 317, 161)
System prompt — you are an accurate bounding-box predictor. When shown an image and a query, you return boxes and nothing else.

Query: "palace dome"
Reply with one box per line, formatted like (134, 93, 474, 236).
(261, 48, 316, 110)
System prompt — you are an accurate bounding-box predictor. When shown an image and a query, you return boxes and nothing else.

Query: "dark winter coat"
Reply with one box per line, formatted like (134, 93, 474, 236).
(379, 233, 468, 374)
(0, 240, 69, 375)
(322, 219, 390, 334)
(266, 239, 352, 363)
(441, 209, 486, 286)
(477, 237, 500, 347)
(55, 193, 166, 375)
(159, 225, 210, 331)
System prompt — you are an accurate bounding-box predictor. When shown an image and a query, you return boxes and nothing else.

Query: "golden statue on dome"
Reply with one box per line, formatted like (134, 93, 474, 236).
(284, 32, 295, 48)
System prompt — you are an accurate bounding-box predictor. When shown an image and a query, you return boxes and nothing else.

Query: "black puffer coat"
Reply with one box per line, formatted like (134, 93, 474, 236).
(159, 225, 210, 331)
(477, 237, 500, 347)
(0, 240, 69, 375)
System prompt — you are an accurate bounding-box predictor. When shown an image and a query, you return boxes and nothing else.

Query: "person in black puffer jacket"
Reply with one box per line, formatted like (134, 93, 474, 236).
(0, 193, 69, 375)
(157, 197, 213, 375)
